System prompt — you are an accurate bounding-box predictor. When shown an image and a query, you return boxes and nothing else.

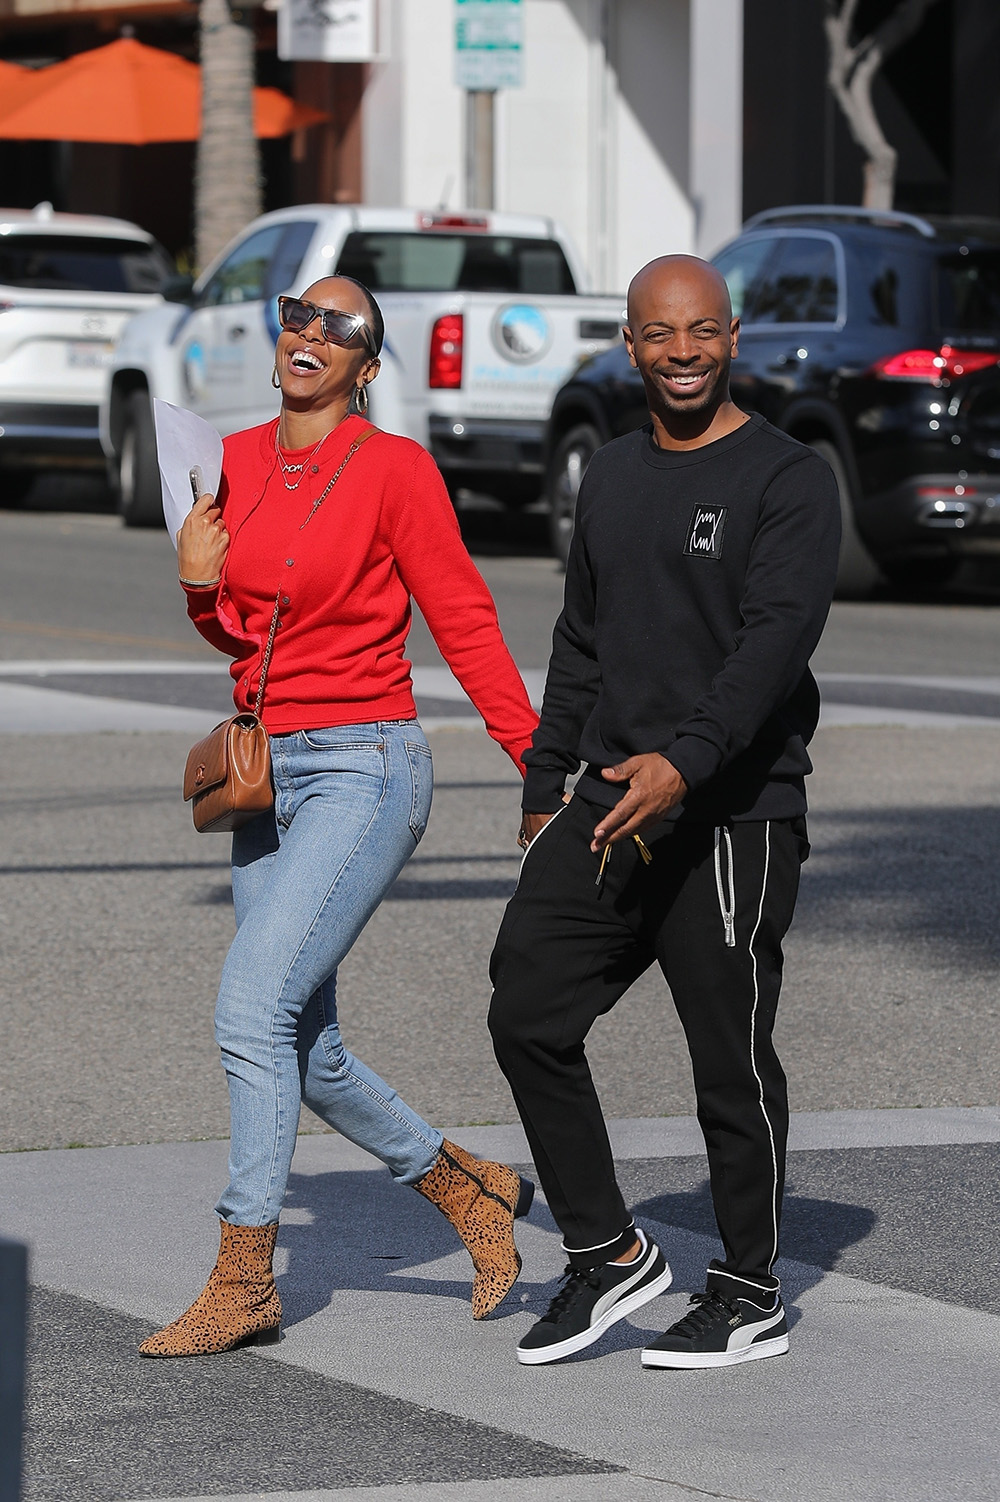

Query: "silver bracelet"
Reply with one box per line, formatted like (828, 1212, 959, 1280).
(179, 575, 221, 589)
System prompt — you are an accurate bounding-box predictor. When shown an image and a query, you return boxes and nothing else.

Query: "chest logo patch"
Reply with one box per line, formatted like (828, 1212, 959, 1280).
(684, 504, 727, 560)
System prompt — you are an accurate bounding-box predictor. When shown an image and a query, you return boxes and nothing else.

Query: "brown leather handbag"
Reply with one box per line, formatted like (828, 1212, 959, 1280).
(183, 589, 281, 833)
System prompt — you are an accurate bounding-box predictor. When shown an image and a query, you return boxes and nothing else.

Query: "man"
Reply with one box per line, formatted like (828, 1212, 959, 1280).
(488, 254, 840, 1369)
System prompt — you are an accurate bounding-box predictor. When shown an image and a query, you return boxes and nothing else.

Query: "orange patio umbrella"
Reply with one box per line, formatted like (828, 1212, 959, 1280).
(0, 38, 327, 142)
(0, 59, 30, 96)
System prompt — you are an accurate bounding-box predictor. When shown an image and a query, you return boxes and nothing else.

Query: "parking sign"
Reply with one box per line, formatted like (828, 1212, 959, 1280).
(455, 0, 523, 90)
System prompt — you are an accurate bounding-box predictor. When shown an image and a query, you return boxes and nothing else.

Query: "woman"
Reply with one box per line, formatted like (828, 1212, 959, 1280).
(140, 276, 539, 1358)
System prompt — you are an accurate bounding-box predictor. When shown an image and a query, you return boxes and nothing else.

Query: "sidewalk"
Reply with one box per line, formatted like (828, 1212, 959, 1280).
(6, 1108, 999, 1502)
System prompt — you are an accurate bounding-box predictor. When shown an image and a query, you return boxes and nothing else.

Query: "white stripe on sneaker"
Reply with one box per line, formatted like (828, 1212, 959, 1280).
(516, 1235, 673, 1367)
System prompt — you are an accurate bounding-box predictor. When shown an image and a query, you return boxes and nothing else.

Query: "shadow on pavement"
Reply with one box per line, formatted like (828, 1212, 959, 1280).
(8, 471, 117, 515)
(801, 803, 1000, 970)
(5, 472, 555, 556)
(278, 1166, 553, 1329)
(632, 1177, 876, 1328)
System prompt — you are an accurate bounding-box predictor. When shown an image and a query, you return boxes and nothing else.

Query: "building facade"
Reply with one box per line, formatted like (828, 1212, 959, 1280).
(361, 0, 742, 289)
(0, 0, 743, 285)
(2, 1, 999, 284)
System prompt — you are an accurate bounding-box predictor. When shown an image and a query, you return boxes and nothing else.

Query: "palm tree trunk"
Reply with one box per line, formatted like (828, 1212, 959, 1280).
(196, 0, 261, 271)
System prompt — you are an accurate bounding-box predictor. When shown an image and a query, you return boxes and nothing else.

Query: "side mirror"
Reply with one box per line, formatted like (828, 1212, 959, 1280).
(162, 273, 195, 304)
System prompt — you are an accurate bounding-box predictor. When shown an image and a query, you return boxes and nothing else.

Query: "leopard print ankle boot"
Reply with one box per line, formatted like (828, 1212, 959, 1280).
(139, 1220, 281, 1357)
(415, 1139, 534, 1319)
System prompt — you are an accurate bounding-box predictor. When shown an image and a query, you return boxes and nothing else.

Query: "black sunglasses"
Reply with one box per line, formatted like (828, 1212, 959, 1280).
(277, 296, 376, 355)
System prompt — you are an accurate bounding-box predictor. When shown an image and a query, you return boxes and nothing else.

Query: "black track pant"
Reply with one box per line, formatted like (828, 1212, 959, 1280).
(488, 796, 808, 1294)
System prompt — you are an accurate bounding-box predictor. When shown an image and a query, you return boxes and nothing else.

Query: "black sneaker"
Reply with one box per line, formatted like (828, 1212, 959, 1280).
(641, 1286, 788, 1369)
(517, 1228, 672, 1366)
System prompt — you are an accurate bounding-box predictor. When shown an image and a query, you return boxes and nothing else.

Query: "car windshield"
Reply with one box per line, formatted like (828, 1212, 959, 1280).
(937, 251, 1000, 337)
(0, 234, 173, 293)
(336, 232, 576, 294)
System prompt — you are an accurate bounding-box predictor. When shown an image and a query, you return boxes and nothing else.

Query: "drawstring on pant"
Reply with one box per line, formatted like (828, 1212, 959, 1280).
(595, 834, 654, 890)
(714, 825, 737, 947)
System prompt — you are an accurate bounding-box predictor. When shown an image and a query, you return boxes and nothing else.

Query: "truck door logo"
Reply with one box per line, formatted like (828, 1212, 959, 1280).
(493, 304, 551, 363)
(684, 504, 727, 560)
(183, 341, 207, 400)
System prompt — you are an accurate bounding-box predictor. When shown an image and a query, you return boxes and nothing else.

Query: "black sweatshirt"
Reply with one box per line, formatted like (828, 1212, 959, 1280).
(523, 414, 841, 821)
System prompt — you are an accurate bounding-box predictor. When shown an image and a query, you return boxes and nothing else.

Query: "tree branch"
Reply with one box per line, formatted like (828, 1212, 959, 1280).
(824, 0, 943, 210)
(870, 0, 943, 65)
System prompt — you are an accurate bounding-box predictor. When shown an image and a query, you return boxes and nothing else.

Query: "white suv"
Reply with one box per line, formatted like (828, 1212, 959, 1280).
(0, 203, 172, 502)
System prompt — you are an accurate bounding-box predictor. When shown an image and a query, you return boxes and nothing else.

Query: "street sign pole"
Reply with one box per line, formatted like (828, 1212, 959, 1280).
(465, 90, 495, 210)
(455, 0, 522, 211)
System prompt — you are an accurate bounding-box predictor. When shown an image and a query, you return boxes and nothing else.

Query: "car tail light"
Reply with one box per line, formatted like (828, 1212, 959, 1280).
(871, 345, 1000, 380)
(0, 302, 14, 313)
(429, 313, 463, 389)
(418, 213, 488, 231)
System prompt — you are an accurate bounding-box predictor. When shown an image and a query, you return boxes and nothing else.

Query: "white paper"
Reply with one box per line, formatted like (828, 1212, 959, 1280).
(153, 399, 224, 550)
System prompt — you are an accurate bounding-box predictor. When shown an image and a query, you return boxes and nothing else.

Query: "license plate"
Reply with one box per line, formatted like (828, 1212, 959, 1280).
(68, 341, 114, 368)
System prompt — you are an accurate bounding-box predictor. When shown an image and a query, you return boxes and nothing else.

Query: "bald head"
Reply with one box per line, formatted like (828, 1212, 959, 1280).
(627, 255, 732, 330)
(622, 254, 740, 438)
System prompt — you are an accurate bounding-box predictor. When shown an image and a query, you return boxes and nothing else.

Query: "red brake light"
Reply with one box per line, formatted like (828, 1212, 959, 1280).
(418, 213, 488, 232)
(429, 313, 463, 389)
(871, 345, 1000, 380)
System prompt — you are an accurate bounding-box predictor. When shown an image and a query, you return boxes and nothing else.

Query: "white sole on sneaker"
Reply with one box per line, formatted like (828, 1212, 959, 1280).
(517, 1260, 674, 1366)
(641, 1332, 789, 1369)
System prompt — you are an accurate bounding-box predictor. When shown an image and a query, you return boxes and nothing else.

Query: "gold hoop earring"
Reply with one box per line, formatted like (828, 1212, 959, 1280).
(354, 383, 369, 416)
(271, 365, 281, 390)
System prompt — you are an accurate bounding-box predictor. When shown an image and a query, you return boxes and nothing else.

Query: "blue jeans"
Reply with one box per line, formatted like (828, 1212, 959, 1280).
(213, 720, 442, 1225)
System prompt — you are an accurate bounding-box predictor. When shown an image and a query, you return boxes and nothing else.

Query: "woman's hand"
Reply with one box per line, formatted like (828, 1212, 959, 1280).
(177, 492, 229, 586)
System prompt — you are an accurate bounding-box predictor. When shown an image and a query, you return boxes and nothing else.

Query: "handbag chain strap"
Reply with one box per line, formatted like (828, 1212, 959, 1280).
(299, 425, 379, 531)
(253, 424, 379, 717)
(252, 588, 283, 719)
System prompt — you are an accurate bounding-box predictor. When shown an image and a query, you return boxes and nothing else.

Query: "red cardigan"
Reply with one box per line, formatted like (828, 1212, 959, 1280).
(183, 415, 539, 771)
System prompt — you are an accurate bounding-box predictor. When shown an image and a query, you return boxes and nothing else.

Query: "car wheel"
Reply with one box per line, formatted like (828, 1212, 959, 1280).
(809, 440, 881, 599)
(118, 390, 163, 528)
(1, 470, 36, 508)
(881, 557, 960, 591)
(547, 422, 602, 564)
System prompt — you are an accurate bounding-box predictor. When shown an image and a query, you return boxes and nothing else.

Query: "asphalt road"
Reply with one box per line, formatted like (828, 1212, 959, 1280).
(3, 491, 999, 1502)
(1, 499, 999, 1150)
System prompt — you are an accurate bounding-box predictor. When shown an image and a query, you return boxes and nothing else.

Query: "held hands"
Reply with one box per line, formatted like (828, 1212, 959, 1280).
(592, 753, 687, 852)
(177, 492, 229, 587)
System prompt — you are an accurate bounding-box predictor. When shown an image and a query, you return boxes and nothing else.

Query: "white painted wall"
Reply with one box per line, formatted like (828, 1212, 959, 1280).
(690, 0, 743, 255)
(495, 1, 593, 261)
(361, 0, 741, 290)
(611, 0, 694, 287)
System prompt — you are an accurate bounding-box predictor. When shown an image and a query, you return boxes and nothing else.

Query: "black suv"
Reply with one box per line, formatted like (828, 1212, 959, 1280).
(544, 206, 1000, 592)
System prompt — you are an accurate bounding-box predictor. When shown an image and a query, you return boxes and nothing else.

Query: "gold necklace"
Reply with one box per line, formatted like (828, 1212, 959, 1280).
(274, 425, 333, 491)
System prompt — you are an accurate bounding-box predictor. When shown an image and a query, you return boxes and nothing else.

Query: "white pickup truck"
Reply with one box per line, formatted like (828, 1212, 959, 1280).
(100, 205, 625, 525)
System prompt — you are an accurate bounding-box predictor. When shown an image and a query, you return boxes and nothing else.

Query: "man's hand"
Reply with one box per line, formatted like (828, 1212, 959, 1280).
(592, 753, 687, 851)
(517, 811, 556, 850)
(178, 492, 229, 585)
